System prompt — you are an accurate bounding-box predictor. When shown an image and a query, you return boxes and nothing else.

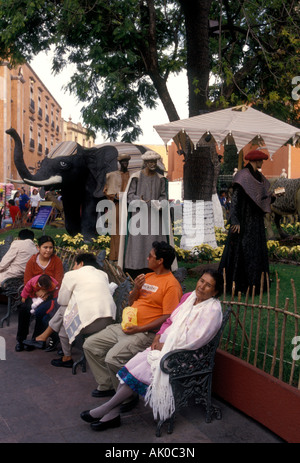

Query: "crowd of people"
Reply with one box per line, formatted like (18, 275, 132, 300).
(0, 187, 42, 229)
(0, 225, 224, 433)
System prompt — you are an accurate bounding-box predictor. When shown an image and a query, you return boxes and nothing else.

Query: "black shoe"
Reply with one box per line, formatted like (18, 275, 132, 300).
(120, 394, 139, 413)
(45, 335, 60, 352)
(90, 415, 121, 431)
(80, 410, 99, 423)
(15, 342, 24, 352)
(51, 358, 74, 368)
(23, 339, 46, 350)
(91, 389, 115, 398)
(24, 345, 35, 352)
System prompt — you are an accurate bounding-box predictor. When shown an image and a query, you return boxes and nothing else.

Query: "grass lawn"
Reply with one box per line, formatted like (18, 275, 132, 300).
(0, 225, 67, 242)
(179, 259, 300, 307)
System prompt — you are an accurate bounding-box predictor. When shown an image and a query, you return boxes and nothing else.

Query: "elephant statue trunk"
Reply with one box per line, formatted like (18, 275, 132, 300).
(6, 128, 63, 187)
(6, 128, 34, 182)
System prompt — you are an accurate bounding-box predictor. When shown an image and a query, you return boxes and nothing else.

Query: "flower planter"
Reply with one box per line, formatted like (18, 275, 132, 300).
(213, 350, 300, 443)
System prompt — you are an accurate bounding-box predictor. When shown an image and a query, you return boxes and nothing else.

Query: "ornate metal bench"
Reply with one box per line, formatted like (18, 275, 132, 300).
(0, 276, 24, 327)
(0, 235, 24, 327)
(155, 306, 231, 437)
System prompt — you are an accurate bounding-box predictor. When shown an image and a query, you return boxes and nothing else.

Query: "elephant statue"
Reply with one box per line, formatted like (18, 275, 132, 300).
(6, 128, 165, 240)
(265, 177, 300, 239)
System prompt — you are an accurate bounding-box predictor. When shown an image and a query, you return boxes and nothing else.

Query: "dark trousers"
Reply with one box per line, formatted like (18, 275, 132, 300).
(16, 298, 56, 342)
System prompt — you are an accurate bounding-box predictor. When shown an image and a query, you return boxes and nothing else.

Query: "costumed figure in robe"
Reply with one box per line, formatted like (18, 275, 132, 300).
(218, 149, 283, 294)
(118, 151, 177, 278)
(103, 154, 131, 261)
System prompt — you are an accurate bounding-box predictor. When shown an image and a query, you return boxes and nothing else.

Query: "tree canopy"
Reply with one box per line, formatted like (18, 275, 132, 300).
(0, 0, 299, 141)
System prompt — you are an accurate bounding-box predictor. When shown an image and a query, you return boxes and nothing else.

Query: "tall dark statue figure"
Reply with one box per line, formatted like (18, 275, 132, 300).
(218, 149, 282, 294)
(6, 128, 153, 240)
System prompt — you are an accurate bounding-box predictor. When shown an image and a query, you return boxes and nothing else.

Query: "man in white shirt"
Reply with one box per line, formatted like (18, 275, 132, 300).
(0, 229, 37, 284)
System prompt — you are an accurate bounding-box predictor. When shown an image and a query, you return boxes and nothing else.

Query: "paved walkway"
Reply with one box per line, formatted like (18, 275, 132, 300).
(0, 308, 284, 445)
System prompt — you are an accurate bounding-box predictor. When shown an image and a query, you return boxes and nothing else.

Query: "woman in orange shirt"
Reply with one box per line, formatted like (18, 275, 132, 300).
(15, 235, 64, 352)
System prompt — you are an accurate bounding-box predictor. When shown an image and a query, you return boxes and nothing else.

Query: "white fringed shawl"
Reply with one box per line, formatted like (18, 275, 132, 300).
(144, 291, 223, 421)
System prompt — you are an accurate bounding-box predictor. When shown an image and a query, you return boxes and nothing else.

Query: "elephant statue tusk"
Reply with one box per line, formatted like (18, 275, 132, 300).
(6, 178, 24, 184)
(23, 175, 63, 186)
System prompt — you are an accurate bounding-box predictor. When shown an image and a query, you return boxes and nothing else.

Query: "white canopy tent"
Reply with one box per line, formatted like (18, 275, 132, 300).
(154, 105, 300, 157)
(153, 105, 300, 251)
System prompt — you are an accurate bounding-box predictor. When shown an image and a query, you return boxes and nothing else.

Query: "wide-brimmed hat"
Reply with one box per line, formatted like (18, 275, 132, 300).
(244, 149, 268, 161)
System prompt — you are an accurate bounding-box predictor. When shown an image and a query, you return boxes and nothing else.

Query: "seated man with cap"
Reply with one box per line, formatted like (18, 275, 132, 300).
(103, 153, 131, 261)
(218, 149, 282, 294)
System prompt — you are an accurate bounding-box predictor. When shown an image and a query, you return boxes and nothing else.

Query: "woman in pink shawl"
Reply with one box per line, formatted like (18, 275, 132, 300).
(80, 269, 224, 432)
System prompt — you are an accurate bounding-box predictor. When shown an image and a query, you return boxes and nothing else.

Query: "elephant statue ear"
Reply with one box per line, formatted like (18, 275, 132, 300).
(86, 145, 119, 198)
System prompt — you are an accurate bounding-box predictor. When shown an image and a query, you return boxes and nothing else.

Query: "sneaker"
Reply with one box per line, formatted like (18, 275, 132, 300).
(45, 334, 60, 352)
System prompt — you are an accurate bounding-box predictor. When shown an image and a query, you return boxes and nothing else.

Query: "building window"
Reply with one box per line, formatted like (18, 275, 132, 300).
(29, 79, 35, 113)
(29, 125, 35, 151)
(51, 107, 54, 129)
(45, 136, 48, 155)
(45, 102, 49, 124)
(38, 94, 42, 119)
(56, 111, 60, 133)
(38, 131, 42, 155)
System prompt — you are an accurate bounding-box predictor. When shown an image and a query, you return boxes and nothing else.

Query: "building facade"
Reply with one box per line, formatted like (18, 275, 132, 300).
(62, 117, 95, 147)
(0, 61, 64, 185)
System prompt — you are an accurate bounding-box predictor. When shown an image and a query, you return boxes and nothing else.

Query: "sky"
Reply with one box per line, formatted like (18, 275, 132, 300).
(30, 51, 189, 145)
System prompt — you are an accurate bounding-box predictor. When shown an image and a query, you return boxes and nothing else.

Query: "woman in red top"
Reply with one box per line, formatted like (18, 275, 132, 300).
(15, 235, 64, 352)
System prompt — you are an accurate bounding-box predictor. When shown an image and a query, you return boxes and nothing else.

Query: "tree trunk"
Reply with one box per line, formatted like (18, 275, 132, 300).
(179, 0, 212, 116)
(141, 0, 180, 122)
